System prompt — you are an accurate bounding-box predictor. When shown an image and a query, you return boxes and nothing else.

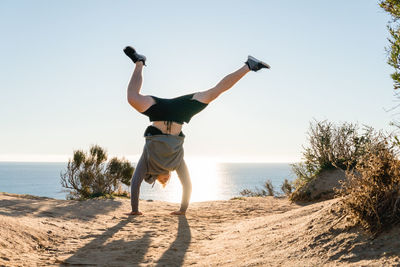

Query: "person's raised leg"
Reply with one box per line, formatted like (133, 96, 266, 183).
(126, 62, 155, 112)
(192, 56, 270, 104)
(171, 160, 192, 215)
(192, 64, 250, 104)
(124, 46, 155, 112)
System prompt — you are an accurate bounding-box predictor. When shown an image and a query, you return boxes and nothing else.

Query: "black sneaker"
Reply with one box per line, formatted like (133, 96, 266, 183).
(123, 46, 147, 65)
(245, 55, 270, 72)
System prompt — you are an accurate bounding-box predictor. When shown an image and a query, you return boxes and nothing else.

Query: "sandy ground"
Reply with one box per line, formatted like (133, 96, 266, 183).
(0, 192, 399, 267)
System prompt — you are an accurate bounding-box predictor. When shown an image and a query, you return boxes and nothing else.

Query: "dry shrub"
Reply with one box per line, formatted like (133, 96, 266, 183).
(240, 179, 275, 197)
(291, 120, 374, 201)
(264, 180, 275, 196)
(281, 179, 293, 196)
(292, 120, 373, 181)
(338, 134, 400, 235)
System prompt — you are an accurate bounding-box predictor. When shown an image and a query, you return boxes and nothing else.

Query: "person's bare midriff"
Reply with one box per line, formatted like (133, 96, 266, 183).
(152, 121, 183, 135)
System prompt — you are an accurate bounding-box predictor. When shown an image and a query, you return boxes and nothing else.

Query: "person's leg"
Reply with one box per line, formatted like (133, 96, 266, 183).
(127, 62, 155, 112)
(192, 64, 250, 104)
(172, 159, 192, 215)
(128, 151, 148, 215)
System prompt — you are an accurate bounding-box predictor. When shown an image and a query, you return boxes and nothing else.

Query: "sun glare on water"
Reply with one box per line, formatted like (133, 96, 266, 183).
(163, 159, 221, 203)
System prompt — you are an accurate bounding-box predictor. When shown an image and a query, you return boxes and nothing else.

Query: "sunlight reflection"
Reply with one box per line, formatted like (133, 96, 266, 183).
(186, 159, 221, 202)
(138, 161, 293, 204)
(158, 159, 221, 203)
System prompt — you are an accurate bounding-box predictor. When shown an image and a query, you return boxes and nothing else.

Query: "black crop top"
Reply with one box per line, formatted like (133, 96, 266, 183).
(141, 93, 208, 124)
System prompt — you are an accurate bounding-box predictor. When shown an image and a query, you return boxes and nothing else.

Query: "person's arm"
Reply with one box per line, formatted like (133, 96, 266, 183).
(128, 152, 148, 214)
(174, 160, 192, 214)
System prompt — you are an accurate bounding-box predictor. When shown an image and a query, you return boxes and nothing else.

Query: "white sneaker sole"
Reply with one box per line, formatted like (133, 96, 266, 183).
(248, 55, 271, 69)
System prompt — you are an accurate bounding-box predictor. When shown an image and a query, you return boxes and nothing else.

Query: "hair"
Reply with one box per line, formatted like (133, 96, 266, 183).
(157, 173, 170, 188)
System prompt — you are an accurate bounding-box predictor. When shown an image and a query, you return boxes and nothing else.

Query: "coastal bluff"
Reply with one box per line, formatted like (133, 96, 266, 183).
(0, 192, 399, 266)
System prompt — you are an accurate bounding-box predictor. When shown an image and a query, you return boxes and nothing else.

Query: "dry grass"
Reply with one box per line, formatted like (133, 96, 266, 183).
(281, 179, 293, 196)
(240, 180, 276, 197)
(338, 134, 400, 236)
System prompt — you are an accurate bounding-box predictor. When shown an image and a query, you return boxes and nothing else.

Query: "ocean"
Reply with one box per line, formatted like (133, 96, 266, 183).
(0, 162, 295, 202)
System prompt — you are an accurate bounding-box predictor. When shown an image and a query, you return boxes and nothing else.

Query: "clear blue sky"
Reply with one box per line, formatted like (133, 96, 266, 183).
(0, 0, 396, 162)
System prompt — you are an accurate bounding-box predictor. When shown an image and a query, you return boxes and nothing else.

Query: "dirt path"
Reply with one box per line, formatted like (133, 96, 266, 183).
(0, 193, 399, 266)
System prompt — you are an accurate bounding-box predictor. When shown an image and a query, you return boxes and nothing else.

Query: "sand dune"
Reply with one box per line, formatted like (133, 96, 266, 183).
(0, 192, 399, 266)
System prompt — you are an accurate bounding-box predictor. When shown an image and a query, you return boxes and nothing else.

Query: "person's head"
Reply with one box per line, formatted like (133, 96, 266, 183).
(157, 172, 171, 188)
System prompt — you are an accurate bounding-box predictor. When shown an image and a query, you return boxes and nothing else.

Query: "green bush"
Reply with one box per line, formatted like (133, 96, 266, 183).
(380, 0, 400, 90)
(60, 145, 134, 200)
(290, 120, 374, 201)
(338, 133, 400, 235)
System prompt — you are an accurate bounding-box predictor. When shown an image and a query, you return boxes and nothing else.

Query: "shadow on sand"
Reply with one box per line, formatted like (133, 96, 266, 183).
(62, 215, 191, 266)
(0, 193, 122, 222)
(156, 215, 191, 266)
(63, 218, 151, 266)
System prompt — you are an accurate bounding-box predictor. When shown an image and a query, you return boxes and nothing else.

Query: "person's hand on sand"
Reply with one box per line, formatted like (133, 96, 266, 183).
(170, 210, 186, 215)
(125, 211, 143, 216)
